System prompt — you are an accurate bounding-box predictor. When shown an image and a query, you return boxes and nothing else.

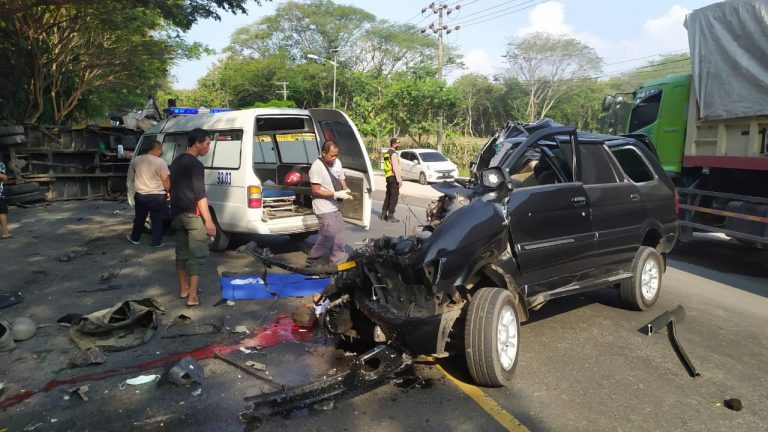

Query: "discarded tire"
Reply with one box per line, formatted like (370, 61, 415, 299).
(7, 190, 45, 205)
(0, 318, 15, 352)
(0, 125, 25, 136)
(4, 182, 42, 196)
(0, 134, 28, 147)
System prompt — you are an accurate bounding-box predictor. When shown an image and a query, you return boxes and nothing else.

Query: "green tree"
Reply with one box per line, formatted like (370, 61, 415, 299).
(503, 32, 602, 121)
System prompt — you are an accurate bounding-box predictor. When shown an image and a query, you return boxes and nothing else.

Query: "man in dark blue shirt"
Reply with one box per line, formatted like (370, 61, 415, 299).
(170, 128, 216, 307)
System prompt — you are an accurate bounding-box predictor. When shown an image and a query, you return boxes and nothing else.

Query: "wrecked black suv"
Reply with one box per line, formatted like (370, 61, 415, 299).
(318, 124, 678, 387)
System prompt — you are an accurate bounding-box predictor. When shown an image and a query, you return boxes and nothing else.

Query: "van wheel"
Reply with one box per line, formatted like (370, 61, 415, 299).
(418, 171, 428, 185)
(209, 213, 230, 251)
(620, 246, 663, 311)
(465, 287, 519, 387)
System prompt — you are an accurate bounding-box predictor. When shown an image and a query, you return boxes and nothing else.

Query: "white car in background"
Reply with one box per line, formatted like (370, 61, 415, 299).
(398, 149, 459, 184)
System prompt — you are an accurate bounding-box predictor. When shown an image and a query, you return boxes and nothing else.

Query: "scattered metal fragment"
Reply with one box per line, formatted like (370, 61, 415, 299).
(241, 345, 412, 421)
(166, 356, 204, 386)
(0, 291, 23, 309)
(66, 385, 89, 401)
(213, 352, 282, 390)
(724, 398, 743, 411)
(645, 305, 701, 378)
(69, 347, 106, 367)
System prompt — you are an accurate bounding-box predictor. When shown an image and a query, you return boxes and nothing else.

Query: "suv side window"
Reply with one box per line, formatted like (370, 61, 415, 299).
(610, 146, 655, 183)
(578, 144, 619, 185)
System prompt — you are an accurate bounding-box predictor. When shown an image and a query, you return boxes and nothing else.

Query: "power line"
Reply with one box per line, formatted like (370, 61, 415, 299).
(456, 0, 548, 27)
(453, 0, 533, 22)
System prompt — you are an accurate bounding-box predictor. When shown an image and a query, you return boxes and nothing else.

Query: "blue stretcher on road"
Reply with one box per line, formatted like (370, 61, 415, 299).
(220, 274, 329, 300)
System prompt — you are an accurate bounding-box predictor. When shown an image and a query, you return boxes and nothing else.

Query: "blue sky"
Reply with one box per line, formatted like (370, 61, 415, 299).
(171, 0, 719, 89)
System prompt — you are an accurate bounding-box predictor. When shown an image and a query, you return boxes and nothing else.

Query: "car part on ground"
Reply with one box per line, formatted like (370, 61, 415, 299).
(241, 345, 411, 422)
(646, 305, 701, 378)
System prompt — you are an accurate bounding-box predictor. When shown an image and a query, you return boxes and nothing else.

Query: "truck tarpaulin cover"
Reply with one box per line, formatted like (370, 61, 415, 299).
(685, 0, 768, 120)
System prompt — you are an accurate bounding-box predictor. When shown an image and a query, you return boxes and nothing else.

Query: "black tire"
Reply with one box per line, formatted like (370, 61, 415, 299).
(619, 246, 663, 311)
(418, 171, 428, 185)
(4, 182, 41, 196)
(7, 190, 45, 205)
(0, 134, 27, 147)
(288, 231, 316, 242)
(465, 287, 520, 387)
(0, 125, 24, 136)
(209, 212, 230, 252)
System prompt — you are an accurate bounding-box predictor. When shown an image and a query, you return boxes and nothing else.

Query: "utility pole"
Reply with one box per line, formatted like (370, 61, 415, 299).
(422, 2, 460, 153)
(275, 81, 289, 100)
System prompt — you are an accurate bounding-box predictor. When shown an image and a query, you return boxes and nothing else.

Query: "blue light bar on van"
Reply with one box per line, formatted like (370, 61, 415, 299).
(209, 108, 231, 113)
(170, 107, 199, 115)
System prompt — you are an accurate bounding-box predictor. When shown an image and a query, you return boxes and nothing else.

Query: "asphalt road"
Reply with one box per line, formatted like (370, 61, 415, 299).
(1, 182, 766, 432)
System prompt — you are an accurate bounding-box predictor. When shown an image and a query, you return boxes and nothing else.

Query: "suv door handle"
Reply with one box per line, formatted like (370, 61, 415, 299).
(630, 193, 640, 201)
(571, 196, 586, 207)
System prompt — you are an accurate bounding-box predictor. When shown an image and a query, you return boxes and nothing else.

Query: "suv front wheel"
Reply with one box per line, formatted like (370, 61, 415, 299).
(465, 287, 520, 387)
(620, 246, 663, 311)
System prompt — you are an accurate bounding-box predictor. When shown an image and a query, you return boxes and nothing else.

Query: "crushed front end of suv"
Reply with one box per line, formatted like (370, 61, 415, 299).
(292, 122, 678, 388)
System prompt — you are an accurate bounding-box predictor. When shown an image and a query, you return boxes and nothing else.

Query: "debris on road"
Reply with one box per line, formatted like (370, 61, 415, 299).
(65, 385, 90, 401)
(166, 356, 204, 386)
(0, 317, 15, 352)
(0, 290, 23, 309)
(245, 361, 266, 371)
(161, 314, 220, 339)
(69, 298, 163, 351)
(724, 398, 743, 412)
(120, 374, 159, 389)
(213, 352, 282, 390)
(11, 316, 37, 341)
(56, 313, 83, 327)
(68, 347, 106, 367)
(645, 305, 701, 378)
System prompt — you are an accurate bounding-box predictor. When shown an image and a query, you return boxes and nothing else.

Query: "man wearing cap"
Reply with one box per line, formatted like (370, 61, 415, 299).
(381, 137, 402, 222)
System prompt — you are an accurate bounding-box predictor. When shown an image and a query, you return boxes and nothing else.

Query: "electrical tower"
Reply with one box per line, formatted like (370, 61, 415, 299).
(421, 2, 461, 152)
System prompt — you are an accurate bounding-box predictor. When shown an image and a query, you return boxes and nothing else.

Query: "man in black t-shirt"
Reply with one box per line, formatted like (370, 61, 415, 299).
(170, 128, 216, 307)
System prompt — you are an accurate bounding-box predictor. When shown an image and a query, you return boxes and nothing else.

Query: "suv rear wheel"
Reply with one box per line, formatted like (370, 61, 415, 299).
(464, 287, 519, 387)
(620, 246, 663, 310)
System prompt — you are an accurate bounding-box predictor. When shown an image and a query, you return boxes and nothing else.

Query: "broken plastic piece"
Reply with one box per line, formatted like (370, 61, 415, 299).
(166, 356, 204, 386)
(191, 388, 202, 397)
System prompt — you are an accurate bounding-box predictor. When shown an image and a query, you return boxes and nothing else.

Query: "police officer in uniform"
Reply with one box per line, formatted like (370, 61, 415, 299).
(381, 137, 402, 222)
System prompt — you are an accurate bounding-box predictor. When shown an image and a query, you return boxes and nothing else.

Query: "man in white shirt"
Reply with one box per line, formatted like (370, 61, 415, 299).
(127, 140, 170, 247)
(306, 140, 353, 266)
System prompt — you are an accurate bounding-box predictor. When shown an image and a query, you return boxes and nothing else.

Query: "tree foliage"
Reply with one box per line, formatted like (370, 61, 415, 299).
(504, 32, 603, 121)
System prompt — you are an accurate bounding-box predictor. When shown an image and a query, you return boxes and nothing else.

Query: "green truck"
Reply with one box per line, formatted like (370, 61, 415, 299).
(604, 1, 768, 246)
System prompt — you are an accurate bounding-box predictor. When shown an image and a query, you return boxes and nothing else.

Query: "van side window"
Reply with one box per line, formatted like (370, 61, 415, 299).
(275, 133, 319, 164)
(161, 134, 188, 166)
(254, 135, 277, 163)
(210, 131, 242, 169)
(611, 146, 655, 183)
(198, 130, 242, 169)
(134, 135, 157, 157)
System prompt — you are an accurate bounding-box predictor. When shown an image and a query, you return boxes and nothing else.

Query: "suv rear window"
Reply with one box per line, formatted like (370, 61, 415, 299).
(611, 146, 655, 183)
(274, 133, 319, 164)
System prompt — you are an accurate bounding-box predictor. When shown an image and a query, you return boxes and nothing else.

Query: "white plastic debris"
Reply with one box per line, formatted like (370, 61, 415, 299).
(191, 388, 202, 397)
(119, 374, 159, 389)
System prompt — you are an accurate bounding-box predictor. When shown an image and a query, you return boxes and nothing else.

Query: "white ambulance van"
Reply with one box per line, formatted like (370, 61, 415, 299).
(128, 107, 374, 250)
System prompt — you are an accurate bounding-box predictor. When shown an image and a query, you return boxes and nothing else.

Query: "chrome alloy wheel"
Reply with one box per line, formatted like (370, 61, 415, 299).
(497, 305, 518, 370)
(641, 258, 660, 301)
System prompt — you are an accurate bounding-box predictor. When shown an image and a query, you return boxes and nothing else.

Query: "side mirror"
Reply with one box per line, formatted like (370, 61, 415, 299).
(601, 95, 615, 113)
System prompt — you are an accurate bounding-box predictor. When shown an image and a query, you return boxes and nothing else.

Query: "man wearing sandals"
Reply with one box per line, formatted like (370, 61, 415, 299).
(170, 128, 216, 307)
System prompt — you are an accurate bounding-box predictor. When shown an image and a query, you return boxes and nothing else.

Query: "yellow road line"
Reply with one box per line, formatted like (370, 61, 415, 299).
(437, 365, 530, 432)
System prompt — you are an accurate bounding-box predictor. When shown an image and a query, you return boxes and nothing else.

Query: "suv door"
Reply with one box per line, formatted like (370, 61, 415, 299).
(503, 128, 596, 292)
(577, 142, 647, 271)
(309, 109, 374, 229)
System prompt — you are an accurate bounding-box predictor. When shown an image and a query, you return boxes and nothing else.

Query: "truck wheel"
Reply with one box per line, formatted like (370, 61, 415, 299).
(620, 246, 663, 311)
(209, 213, 230, 252)
(5, 182, 41, 196)
(465, 287, 519, 387)
(418, 171, 428, 185)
